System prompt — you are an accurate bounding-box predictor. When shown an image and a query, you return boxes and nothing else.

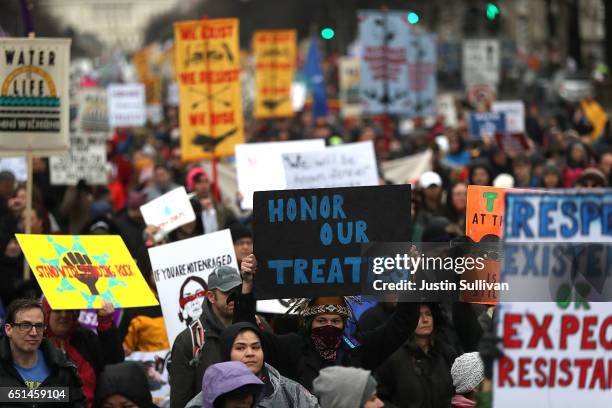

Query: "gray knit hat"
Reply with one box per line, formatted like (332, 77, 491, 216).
(313, 366, 375, 408)
(451, 352, 485, 394)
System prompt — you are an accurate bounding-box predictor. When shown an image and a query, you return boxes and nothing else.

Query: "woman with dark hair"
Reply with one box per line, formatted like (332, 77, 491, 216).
(467, 159, 493, 186)
(444, 182, 467, 235)
(185, 322, 320, 407)
(563, 140, 591, 187)
(375, 303, 460, 408)
(540, 164, 564, 189)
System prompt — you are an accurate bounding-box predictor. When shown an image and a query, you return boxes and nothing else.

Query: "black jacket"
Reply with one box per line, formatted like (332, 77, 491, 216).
(233, 292, 419, 391)
(168, 299, 226, 408)
(376, 333, 459, 408)
(0, 335, 86, 407)
(67, 325, 125, 378)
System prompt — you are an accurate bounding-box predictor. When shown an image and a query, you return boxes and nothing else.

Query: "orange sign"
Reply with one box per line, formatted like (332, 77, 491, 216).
(174, 19, 244, 161)
(253, 30, 296, 118)
(462, 185, 506, 304)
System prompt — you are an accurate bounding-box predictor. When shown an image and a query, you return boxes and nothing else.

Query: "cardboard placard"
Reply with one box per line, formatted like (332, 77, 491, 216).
(282, 141, 379, 189)
(147, 230, 237, 346)
(0, 38, 71, 156)
(16, 234, 158, 310)
(253, 185, 411, 299)
(139, 187, 196, 234)
(107, 83, 146, 128)
(49, 132, 108, 185)
(174, 19, 244, 161)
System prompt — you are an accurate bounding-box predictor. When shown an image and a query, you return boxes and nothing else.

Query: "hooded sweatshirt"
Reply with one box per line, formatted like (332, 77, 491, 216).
(313, 366, 373, 408)
(201, 361, 264, 408)
(94, 362, 157, 408)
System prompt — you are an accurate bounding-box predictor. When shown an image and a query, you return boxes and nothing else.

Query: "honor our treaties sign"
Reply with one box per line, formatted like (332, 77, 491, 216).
(0, 38, 71, 156)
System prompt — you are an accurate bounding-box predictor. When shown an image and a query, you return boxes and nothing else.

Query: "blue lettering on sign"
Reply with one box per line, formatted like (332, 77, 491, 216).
(580, 201, 599, 236)
(560, 201, 578, 238)
(539, 201, 556, 238)
(268, 194, 348, 223)
(509, 200, 534, 238)
(268, 257, 364, 285)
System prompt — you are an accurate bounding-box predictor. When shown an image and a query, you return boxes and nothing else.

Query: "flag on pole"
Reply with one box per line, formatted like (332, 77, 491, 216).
(304, 36, 328, 118)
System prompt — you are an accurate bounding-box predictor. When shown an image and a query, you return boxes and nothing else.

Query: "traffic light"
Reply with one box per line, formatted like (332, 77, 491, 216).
(486, 2, 500, 20)
(321, 28, 335, 40)
(407, 11, 420, 25)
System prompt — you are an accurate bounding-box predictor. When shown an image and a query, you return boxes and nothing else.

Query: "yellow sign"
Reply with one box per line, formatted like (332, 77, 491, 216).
(580, 98, 608, 142)
(253, 30, 296, 118)
(16, 234, 159, 310)
(133, 45, 162, 105)
(174, 19, 244, 161)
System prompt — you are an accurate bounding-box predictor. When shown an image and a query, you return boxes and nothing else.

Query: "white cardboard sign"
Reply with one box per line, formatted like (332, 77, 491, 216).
(49, 132, 108, 185)
(148, 230, 237, 346)
(139, 187, 196, 233)
(107, 83, 146, 128)
(282, 141, 379, 189)
(235, 139, 325, 209)
(492, 100, 526, 134)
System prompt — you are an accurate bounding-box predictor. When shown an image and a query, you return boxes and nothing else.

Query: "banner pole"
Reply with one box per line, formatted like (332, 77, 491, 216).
(23, 150, 33, 280)
(212, 158, 220, 202)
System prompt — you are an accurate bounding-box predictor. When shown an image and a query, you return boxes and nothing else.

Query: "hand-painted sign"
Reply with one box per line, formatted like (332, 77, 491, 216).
(0, 38, 71, 155)
(253, 185, 411, 299)
(139, 187, 196, 234)
(49, 132, 108, 185)
(16, 234, 159, 310)
(253, 30, 296, 118)
(174, 19, 244, 161)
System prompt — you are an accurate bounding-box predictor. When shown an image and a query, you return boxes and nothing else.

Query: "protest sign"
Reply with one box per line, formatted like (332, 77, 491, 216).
(148, 230, 237, 346)
(107, 83, 146, 128)
(495, 302, 611, 407)
(139, 187, 196, 234)
(339, 57, 361, 117)
(467, 83, 497, 107)
(380, 149, 433, 184)
(0, 157, 26, 181)
(174, 19, 244, 161)
(49, 132, 108, 185)
(125, 350, 171, 407)
(495, 132, 529, 156)
(15, 234, 158, 310)
(235, 139, 325, 209)
(501, 190, 612, 303)
(492, 100, 525, 133)
(405, 32, 437, 118)
(504, 190, 612, 243)
(253, 30, 296, 118)
(462, 39, 500, 87)
(463, 185, 506, 304)
(358, 10, 412, 115)
(437, 94, 458, 127)
(253, 185, 411, 299)
(76, 88, 109, 132)
(0, 38, 71, 155)
(282, 141, 378, 189)
(469, 111, 506, 139)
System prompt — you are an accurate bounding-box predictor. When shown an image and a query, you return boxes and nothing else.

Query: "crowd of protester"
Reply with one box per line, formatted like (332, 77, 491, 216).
(0, 88, 610, 407)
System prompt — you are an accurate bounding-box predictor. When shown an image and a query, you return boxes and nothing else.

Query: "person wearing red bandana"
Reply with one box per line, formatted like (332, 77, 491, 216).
(42, 297, 124, 407)
(236, 254, 419, 391)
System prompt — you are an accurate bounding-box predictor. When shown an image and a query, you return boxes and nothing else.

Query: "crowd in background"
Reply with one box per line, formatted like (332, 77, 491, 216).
(0, 73, 610, 407)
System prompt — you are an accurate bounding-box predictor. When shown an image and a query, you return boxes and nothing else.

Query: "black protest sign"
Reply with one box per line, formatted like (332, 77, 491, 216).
(253, 185, 411, 299)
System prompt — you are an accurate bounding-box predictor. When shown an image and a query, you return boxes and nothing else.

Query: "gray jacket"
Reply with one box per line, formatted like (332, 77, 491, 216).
(185, 363, 320, 408)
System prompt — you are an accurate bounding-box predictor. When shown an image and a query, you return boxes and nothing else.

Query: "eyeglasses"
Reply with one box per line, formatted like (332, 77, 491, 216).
(11, 322, 46, 333)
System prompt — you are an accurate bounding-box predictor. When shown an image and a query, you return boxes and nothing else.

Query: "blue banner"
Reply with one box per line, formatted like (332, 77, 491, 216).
(468, 111, 506, 139)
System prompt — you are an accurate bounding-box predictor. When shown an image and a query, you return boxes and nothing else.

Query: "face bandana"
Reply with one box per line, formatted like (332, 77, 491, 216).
(311, 325, 343, 362)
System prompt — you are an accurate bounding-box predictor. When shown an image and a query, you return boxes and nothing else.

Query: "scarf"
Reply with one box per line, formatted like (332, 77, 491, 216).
(311, 325, 343, 362)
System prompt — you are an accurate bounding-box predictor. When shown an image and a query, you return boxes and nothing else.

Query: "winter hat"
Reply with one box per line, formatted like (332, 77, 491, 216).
(95, 362, 158, 408)
(451, 352, 485, 394)
(493, 173, 514, 188)
(313, 366, 375, 408)
(186, 167, 209, 192)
